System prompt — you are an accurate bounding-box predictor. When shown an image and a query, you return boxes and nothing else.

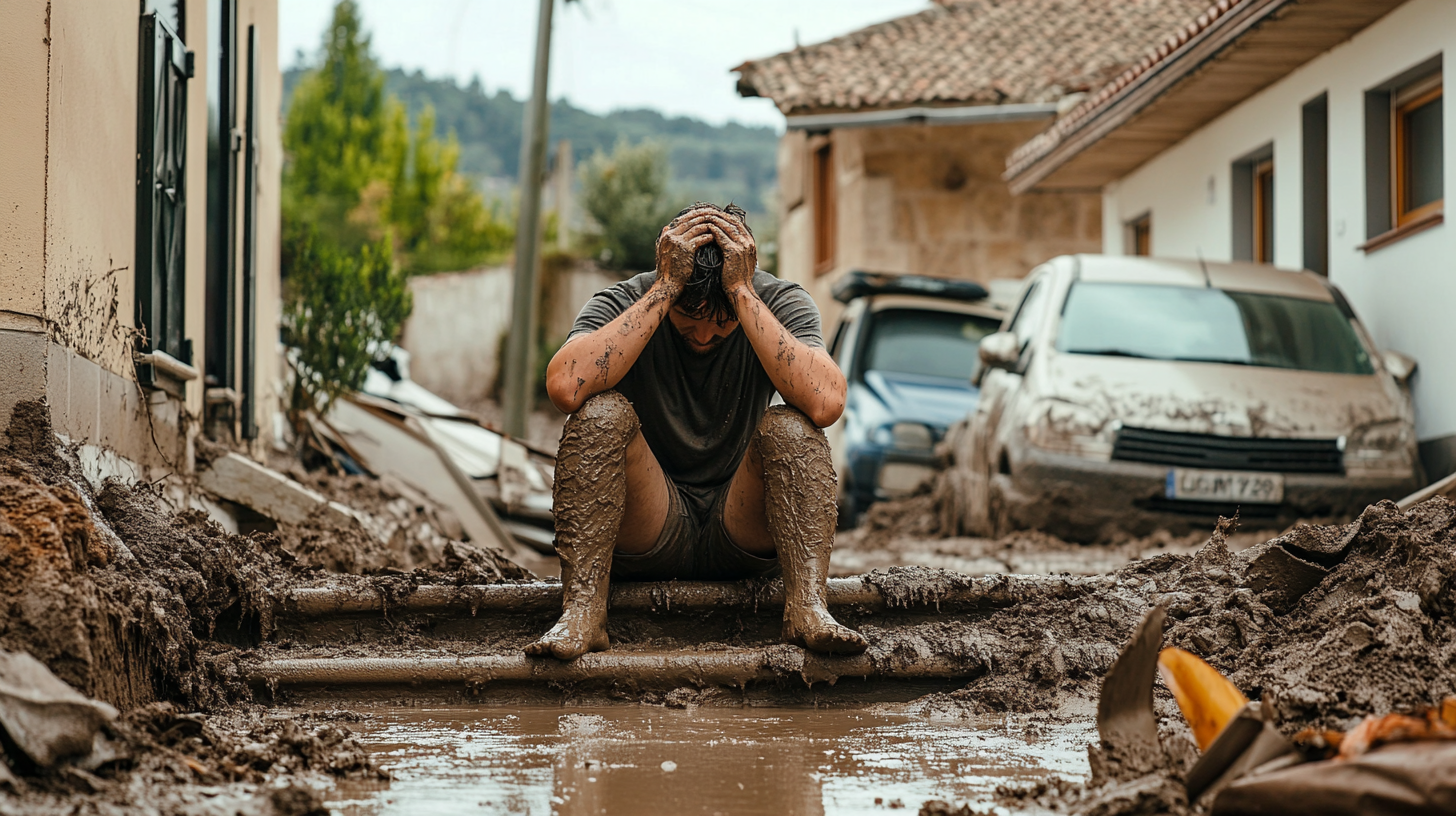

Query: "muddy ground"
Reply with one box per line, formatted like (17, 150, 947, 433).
(3, 398, 1455, 814)
(0, 402, 526, 814)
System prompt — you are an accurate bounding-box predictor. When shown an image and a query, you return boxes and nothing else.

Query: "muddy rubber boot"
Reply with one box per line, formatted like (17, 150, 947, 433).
(524, 392, 638, 660)
(757, 406, 869, 655)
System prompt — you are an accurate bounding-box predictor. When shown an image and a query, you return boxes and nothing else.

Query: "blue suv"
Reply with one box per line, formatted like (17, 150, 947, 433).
(825, 272, 1005, 526)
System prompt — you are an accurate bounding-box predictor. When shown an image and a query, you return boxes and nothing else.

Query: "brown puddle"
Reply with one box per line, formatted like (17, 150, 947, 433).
(325, 705, 1092, 815)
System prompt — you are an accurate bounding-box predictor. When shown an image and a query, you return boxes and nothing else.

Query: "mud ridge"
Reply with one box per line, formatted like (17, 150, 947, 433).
(0, 402, 522, 812)
(2, 703, 385, 816)
(929, 501, 1456, 815)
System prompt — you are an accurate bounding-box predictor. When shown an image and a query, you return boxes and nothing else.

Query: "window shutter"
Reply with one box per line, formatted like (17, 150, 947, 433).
(135, 12, 192, 394)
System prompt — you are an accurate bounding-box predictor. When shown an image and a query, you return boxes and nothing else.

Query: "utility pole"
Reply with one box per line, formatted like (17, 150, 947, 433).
(503, 0, 555, 439)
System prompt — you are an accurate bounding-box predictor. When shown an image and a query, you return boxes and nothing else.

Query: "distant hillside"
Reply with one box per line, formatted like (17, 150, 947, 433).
(282, 67, 781, 216)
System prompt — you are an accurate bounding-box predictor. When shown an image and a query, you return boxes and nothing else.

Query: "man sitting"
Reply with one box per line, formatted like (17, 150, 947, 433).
(525, 202, 868, 659)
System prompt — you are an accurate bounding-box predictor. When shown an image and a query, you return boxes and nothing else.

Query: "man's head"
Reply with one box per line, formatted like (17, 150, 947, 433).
(666, 202, 752, 323)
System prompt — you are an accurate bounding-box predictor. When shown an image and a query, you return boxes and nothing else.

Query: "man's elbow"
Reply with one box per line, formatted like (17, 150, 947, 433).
(807, 394, 845, 428)
(545, 374, 584, 415)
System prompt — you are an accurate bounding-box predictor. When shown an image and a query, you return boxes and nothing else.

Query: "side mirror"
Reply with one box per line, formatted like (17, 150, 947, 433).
(1382, 349, 1417, 385)
(978, 331, 1020, 373)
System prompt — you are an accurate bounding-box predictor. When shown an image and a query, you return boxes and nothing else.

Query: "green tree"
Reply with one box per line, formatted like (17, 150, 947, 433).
(282, 229, 412, 422)
(581, 140, 679, 272)
(388, 106, 514, 273)
(282, 0, 403, 252)
(283, 0, 511, 271)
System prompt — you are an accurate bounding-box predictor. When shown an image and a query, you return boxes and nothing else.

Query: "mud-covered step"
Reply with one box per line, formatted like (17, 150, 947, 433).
(243, 635, 992, 703)
(271, 572, 1113, 648)
(277, 573, 1111, 619)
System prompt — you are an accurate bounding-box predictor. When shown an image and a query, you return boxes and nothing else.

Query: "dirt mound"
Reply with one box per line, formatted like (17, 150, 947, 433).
(1, 702, 384, 815)
(923, 500, 1456, 814)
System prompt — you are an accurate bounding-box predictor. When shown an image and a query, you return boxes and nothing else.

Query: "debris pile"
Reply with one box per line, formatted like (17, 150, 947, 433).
(922, 497, 1456, 814)
(0, 402, 524, 812)
(0, 648, 382, 816)
(273, 462, 528, 580)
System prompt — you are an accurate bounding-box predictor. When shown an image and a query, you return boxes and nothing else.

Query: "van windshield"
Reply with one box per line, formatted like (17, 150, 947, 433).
(1056, 282, 1374, 375)
(859, 309, 1002, 381)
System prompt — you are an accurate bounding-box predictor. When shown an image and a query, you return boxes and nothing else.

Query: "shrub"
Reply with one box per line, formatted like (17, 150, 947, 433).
(282, 228, 412, 423)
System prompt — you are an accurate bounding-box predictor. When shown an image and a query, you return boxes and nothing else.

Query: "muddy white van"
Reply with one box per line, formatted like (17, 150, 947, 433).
(951, 255, 1422, 542)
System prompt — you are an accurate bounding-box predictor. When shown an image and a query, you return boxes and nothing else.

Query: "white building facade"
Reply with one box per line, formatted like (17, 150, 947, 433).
(1007, 0, 1456, 479)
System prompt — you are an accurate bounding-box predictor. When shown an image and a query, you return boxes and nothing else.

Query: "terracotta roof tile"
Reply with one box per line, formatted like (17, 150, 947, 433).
(1004, 0, 1238, 179)
(735, 0, 1214, 115)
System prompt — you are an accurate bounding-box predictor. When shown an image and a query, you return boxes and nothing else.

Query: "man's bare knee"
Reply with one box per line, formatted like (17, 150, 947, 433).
(563, 391, 640, 449)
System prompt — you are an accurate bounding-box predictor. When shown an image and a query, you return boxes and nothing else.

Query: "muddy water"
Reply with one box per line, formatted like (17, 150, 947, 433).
(326, 705, 1091, 815)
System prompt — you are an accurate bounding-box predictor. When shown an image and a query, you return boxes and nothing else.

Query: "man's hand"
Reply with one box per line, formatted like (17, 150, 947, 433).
(655, 209, 718, 296)
(703, 212, 758, 296)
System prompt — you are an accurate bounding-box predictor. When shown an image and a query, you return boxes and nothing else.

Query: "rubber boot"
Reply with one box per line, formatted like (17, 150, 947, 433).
(524, 391, 638, 660)
(756, 406, 869, 655)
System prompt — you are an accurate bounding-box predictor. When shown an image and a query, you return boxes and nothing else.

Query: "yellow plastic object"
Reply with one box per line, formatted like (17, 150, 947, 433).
(1157, 647, 1249, 751)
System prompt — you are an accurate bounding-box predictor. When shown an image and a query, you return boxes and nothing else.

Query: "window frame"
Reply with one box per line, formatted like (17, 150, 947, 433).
(1362, 56, 1443, 252)
(1394, 78, 1444, 227)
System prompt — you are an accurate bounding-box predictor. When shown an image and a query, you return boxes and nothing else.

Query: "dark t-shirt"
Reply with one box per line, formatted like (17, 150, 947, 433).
(568, 269, 824, 491)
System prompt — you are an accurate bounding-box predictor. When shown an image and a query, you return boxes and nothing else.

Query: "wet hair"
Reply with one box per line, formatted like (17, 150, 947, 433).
(671, 202, 752, 322)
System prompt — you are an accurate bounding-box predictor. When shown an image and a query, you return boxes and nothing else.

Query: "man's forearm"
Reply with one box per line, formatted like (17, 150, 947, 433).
(546, 282, 677, 413)
(731, 288, 847, 427)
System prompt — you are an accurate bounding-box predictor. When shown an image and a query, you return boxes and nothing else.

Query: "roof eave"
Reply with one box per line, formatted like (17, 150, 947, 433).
(786, 102, 1059, 132)
(1004, 0, 1411, 195)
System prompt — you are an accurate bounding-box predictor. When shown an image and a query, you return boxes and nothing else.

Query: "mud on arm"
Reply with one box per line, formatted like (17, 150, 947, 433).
(731, 290, 847, 428)
(544, 287, 675, 414)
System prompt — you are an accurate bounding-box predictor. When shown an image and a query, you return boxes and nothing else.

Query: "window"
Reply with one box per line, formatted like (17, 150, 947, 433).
(135, 10, 195, 396)
(240, 25, 261, 439)
(1364, 56, 1443, 249)
(1302, 94, 1329, 276)
(1126, 214, 1151, 256)
(1395, 76, 1443, 226)
(811, 141, 836, 275)
(1231, 145, 1274, 262)
(1008, 277, 1049, 351)
(856, 309, 1002, 382)
(1056, 283, 1374, 375)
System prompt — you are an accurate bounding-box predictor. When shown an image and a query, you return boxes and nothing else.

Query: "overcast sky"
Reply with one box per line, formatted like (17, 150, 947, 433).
(279, 0, 931, 130)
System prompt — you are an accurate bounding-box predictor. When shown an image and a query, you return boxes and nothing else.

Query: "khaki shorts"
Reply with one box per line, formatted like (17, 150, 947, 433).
(610, 478, 781, 582)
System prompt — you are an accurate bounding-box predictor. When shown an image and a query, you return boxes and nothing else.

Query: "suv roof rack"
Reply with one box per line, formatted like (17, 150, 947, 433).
(831, 270, 989, 304)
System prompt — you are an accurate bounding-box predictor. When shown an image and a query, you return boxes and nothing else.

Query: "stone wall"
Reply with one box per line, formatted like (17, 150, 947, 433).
(776, 119, 1102, 322)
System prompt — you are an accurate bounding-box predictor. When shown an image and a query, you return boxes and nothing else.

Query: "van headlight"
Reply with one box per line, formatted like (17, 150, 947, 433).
(1024, 399, 1113, 457)
(1344, 420, 1414, 472)
(873, 422, 935, 452)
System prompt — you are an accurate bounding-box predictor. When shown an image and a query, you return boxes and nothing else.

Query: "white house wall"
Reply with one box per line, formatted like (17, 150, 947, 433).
(1102, 0, 1456, 461)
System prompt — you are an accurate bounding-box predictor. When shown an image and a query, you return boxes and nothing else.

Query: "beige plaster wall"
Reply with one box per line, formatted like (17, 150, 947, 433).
(777, 120, 1102, 321)
(0, 0, 284, 465)
(0, 0, 49, 325)
(45, 0, 145, 376)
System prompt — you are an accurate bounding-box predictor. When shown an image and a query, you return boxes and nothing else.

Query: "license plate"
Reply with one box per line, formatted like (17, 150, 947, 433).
(1165, 469, 1284, 504)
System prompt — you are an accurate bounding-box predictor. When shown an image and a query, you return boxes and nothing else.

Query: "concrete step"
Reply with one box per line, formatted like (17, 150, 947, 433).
(246, 571, 1115, 703)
